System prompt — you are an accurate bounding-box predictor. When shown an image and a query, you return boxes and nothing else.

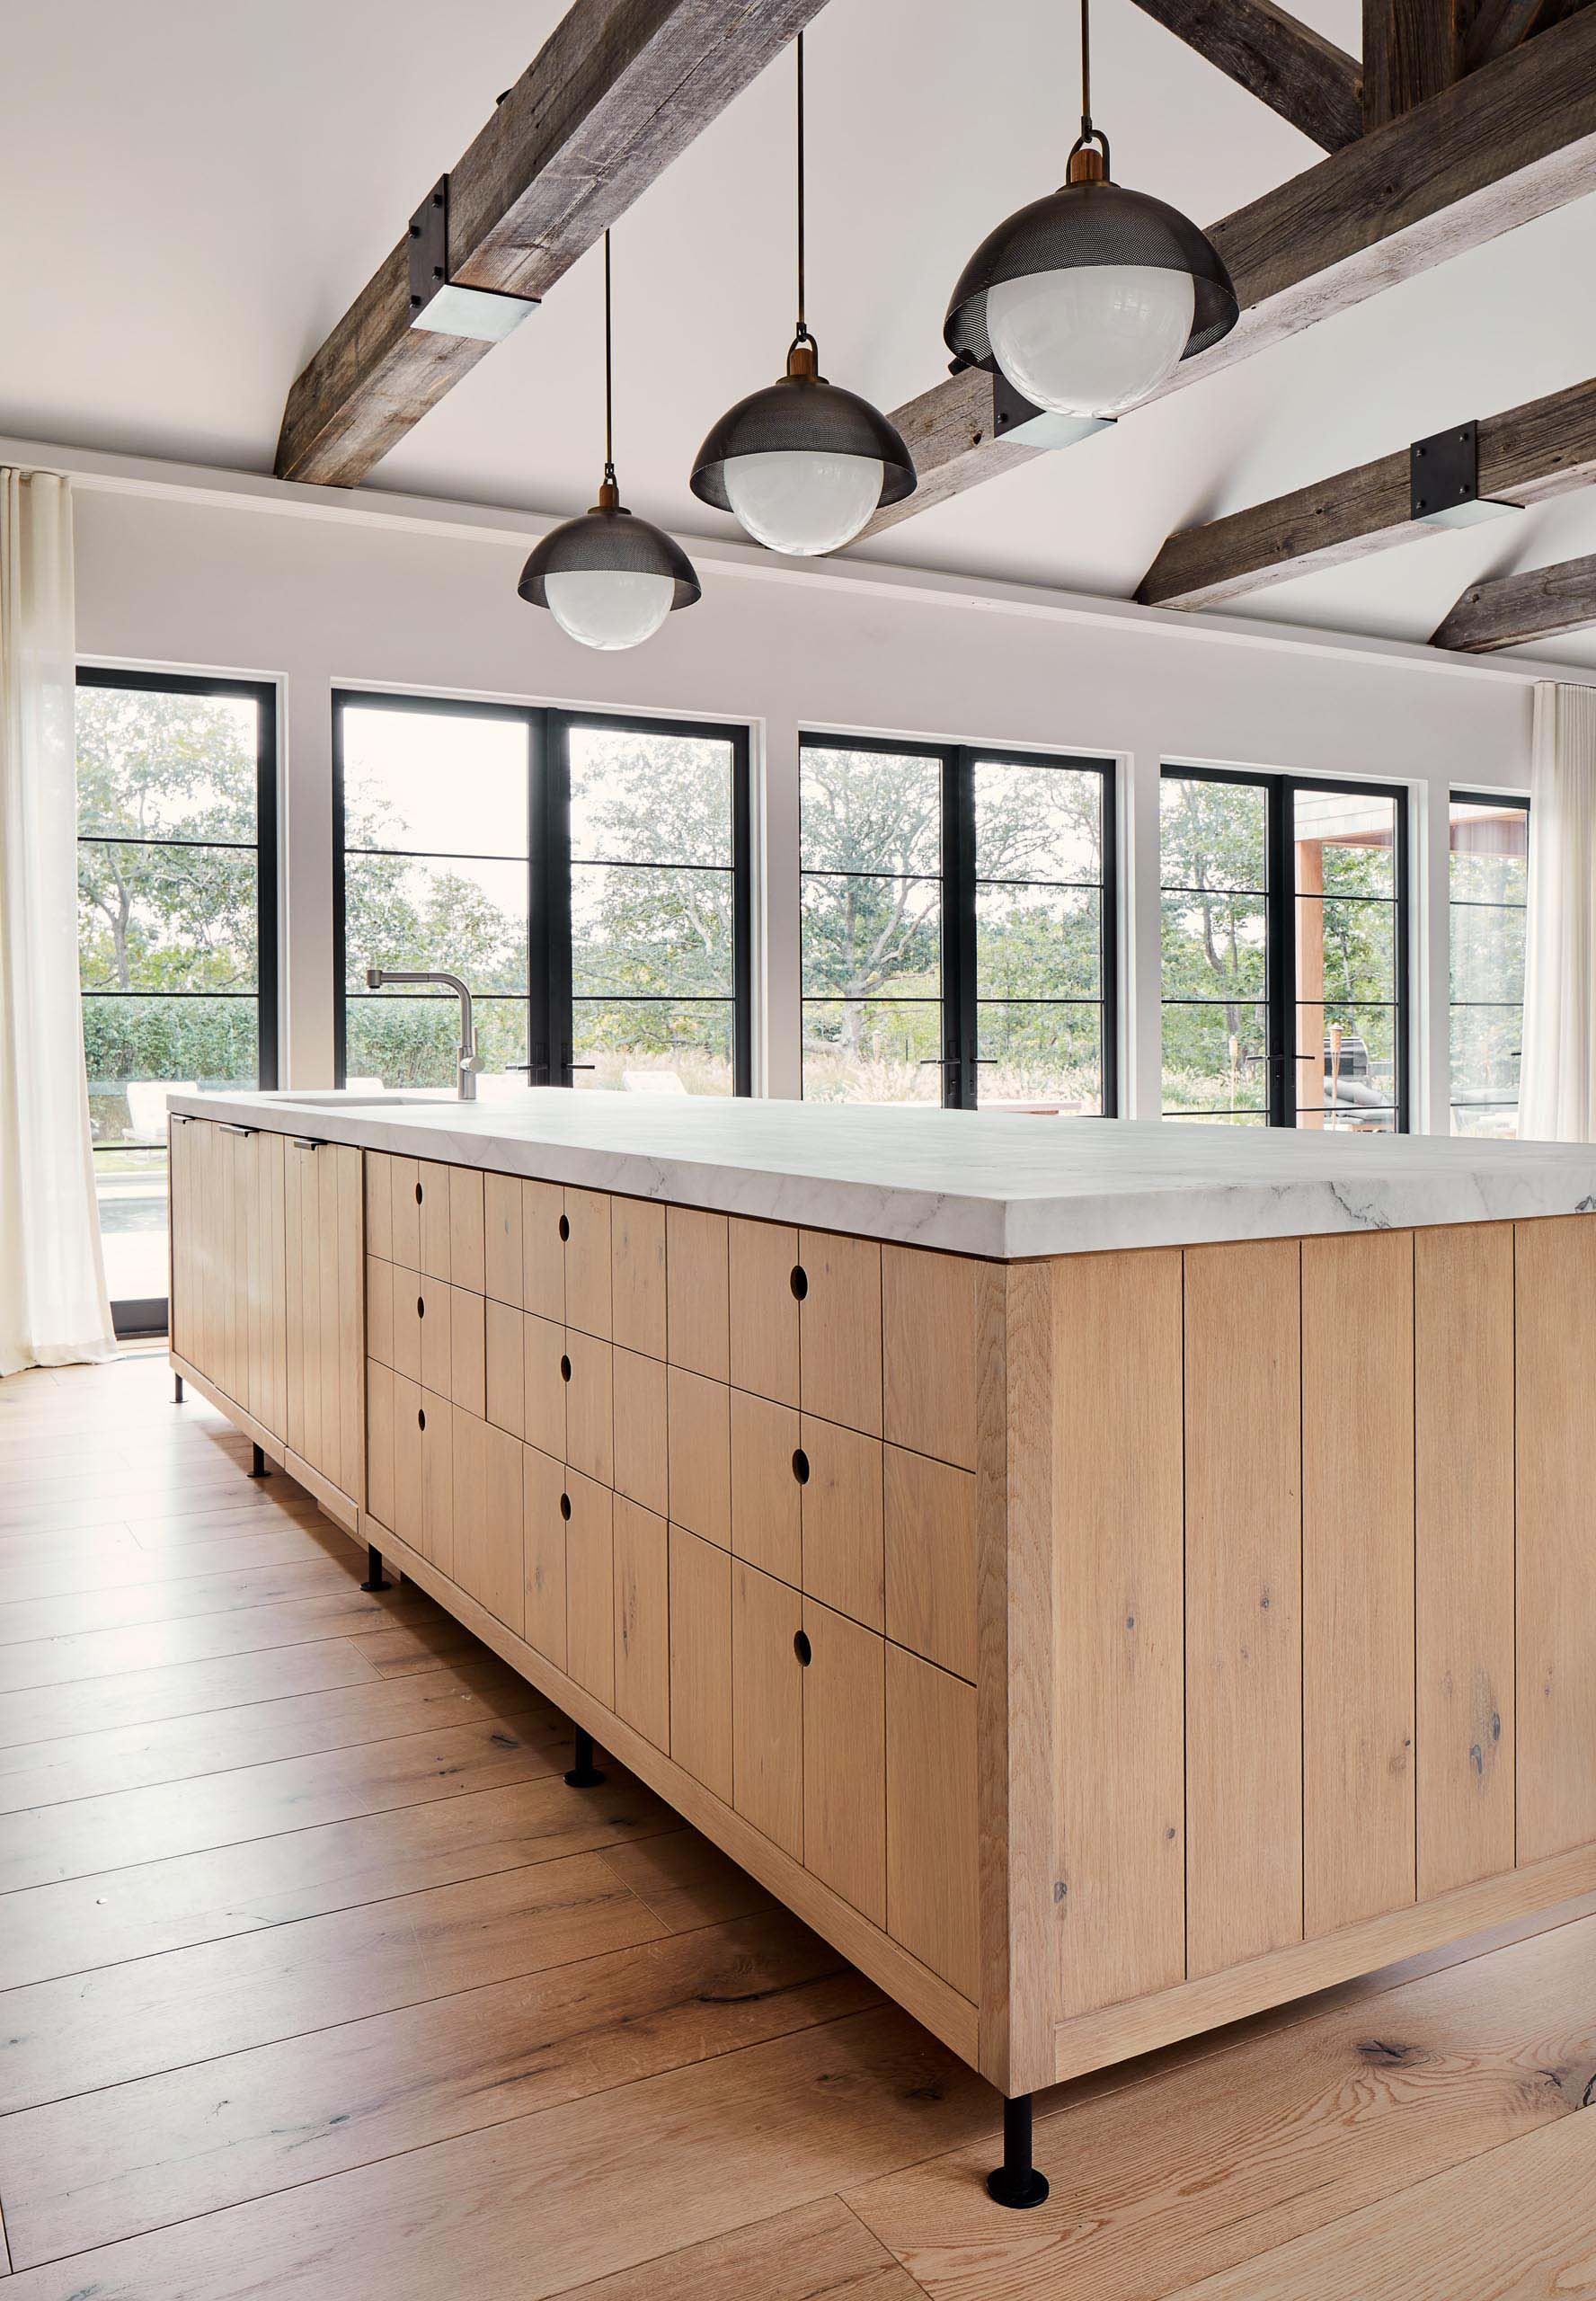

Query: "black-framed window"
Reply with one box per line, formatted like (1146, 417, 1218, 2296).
(1160, 766, 1409, 1131)
(1450, 791, 1529, 1137)
(76, 667, 279, 1335)
(334, 693, 751, 1096)
(798, 735, 1117, 1111)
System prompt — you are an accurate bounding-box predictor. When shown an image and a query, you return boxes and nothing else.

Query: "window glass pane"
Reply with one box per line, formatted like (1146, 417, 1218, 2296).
(1450, 1004, 1523, 1110)
(93, 1143, 170, 1309)
(977, 885, 1100, 999)
(799, 747, 941, 877)
(568, 726, 732, 866)
(1296, 893, 1396, 1006)
(84, 993, 259, 1143)
(343, 854, 529, 995)
(1161, 777, 1267, 893)
(572, 998, 733, 1095)
(1162, 1002, 1269, 1116)
(345, 995, 528, 1088)
(572, 863, 732, 999)
(800, 874, 941, 1000)
(976, 1001, 1104, 1111)
(801, 999, 942, 1102)
(1450, 891, 1527, 1005)
(972, 759, 1102, 883)
(342, 705, 528, 857)
(1296, 1002, 1398, 1125)
(79, 841, 258, 995)
(1161, 891, 1267, 1001)
(1450, 801, 1528, 902)
(77, 689, 260, 843)
(1449, 798, 1527, 1136)
(1293, 788, 1396, 896)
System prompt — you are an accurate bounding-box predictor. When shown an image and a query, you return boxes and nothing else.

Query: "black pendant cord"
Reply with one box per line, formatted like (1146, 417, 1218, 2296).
(602, 227, 616, 486)
(794, 32, 811, 348)
(1080, 0, 1092, 138)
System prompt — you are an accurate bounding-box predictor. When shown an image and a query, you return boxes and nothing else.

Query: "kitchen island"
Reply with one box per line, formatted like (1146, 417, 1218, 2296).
(166, 1091, 1596, 2206)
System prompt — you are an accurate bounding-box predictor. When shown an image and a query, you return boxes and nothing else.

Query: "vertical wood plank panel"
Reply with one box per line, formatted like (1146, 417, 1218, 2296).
(565, 1470, 616, 1706)
(1516, 1215, 1596, 1861)
(521, 1181, 564, 1321)
(264, 1131, 287, 1439)
(802, 1598, 886, 1925)
(613, 1497, 669, 1752)
(363, 1150, 392, 1265)
(799, 1230, 882, 1436)
(483, 1171, 523, 1307)
(421, 1388, 454, 1576)
(283, 1142, 304, 1461)
(448, 1165, 485, 1293)
(563, 1186, 613, 1341)
(669, 1525, 732, 1800)
(392, 1374, 423, 1551)
(729, 1217, 800, 1406)
(887, 1644, 979, 1997)
(1184, 1239, 1304, 1978)
(418, 1161, 451, 1280)
(1302, 1229, 1416, 1937)
(882, 1246, 979, 1470)
(484, 1299, 525, 1437)
(667, 1206, 730, 1380)
(366, 1358, 395, 1529)
(1415, 1223, 1515, 1897)
(613, 1346, 669, 1517)
(389, 1157, 421, 1273)
(611, 1196, 666, 1359)
(732, 1560, 804, 1859)
(523, 1443, 568, 1668)
(336, 1145, 363, 1497)
(1051, 1248, 1186, 2018)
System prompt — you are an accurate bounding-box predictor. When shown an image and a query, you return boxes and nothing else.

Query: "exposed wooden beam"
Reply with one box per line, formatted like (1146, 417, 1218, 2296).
(1124, 0, 1362, 151)
(1361, 0, 1466, 129)
(864, 4, 1596, 540)
(1137, 374, 1596, 609)
(1464, 0, 1589, 69)
(1432, 549, 1596, 649)
(276, 0, 829, 487)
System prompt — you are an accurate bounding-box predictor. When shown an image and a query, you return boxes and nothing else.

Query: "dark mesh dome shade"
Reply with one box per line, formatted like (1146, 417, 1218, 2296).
(691, 374, 916, 514)
(944, 180, 1238, 370)
(519, 505, 700, 609)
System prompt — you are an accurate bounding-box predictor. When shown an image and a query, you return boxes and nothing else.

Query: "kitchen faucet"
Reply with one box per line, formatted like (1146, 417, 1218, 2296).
(363, 968, 483, 1101)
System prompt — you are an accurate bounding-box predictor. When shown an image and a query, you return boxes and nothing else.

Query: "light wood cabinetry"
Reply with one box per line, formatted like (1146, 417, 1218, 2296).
(732, 1560, 803, 1860)
(802, 1597, 886, 1925)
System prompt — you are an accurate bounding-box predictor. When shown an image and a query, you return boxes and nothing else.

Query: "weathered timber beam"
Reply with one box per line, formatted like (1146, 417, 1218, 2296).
(1361, 0, 1466, 129)
(1137, 374, 1596, 609)
(276, 0, 830, 486)
(1125, 0, 1362, 150)
(864, 4, 1596, 539)
(1432, 548, 1596, 649)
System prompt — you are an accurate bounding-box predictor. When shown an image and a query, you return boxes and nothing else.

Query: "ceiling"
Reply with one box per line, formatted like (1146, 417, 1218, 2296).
(8, 0, 1596, 667)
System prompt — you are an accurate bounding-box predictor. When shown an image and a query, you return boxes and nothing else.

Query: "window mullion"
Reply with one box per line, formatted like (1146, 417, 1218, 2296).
(944, 749, 976, 1110)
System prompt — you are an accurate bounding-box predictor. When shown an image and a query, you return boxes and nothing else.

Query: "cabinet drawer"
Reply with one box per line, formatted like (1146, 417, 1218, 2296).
(564, 1188, 613, 1340)
(886, 1647, 978, 1996)
(731, 1390, 801, 1585)
(418, 1162, 453, 1280)
(667, 1368, 732, 1548)
(565, 1469, 615, 1708)
(613, 1346, 668, 1517)
(802, 1598, 886, 1925)
(451, 1408, 523, 1636)
(614, 1497, 669, 1753)
(669, 1524, 732, 1802)
(366, 1257, 395, 1371)
(364, 1153, 393, 1264)
(729, 1218, 799, 1407)
(732, 1560, 803, 1860)
(667, 1207, 730, 1380)
(611, 1197, 666, 1360)
(521, 1181, 565, 1322)
(798, 1230, 882, 1437)
(524, 1312, 568, 1461)
(484, 1299, 524, 1437)
(523, 1443, 567, 1668)
(884, 1447, 978, 1683)
(800, 1415, 884, 1633)
(417, 1273, 452, 1398)
(484, 1171, 523, 1307)
(882, 1246, 980, 1471)
(449, 1286, 485, 1418)
(564, 1330, 614, 1488)
(388, 1157, 421, 1273)
(448, 1168, 485, 1294)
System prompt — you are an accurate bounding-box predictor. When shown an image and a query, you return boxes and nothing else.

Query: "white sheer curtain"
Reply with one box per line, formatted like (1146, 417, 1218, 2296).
(1520, 680, 1596, 1142)
(0, 468, 115, 1374)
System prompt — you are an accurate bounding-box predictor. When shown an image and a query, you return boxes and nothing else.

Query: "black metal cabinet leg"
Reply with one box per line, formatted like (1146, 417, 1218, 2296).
(249, 1443, 269, 1479)
(564, 1728, 606, 1787)
(986, 2092, 1050, 2209)
(173, 1373, 184, 1404)
(360, 1543, 393, 1593)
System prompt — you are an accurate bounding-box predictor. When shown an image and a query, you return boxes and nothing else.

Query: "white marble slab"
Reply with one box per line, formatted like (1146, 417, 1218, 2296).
(166, 1089, 1596, 1260)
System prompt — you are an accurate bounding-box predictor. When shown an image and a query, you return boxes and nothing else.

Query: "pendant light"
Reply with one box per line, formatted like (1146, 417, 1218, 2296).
(519, 233, 700, 650)
(944, 0, 1238, 419)
(690, 33, 916, 556)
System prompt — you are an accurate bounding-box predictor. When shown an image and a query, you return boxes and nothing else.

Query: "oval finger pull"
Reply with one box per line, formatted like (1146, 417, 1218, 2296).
(560, 1354, 572, 1382)
(558, 1213, 570, 1242)
(560, 1491, 572, 1521)
(417, 1408, 427, 1432)
(415, 1181, 423, 1205)
(790, 1265, 808, 1302)
(792, 1447, 810, 1485)
(417, 1295, 426, 1319)
(794, 1630, 811, 1666)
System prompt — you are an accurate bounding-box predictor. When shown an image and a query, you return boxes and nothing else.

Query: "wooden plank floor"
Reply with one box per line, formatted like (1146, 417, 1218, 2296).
(0, 1353, 1592, 2299)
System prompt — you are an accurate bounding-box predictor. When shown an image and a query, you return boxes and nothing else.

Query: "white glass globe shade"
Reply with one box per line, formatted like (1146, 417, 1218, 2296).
(723, 449, 884, 556)
(986, 262, 1195, 417)
(542, 567, 674, 651)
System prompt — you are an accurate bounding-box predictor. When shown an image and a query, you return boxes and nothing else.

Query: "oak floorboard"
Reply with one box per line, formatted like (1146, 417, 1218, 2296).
(598, 1824, 784, 1932)
(0, 1551, 370, 1647)
(0, 1913, 878, 2264)
(0, 1710, 572, 1890)
(0, 1849, 667, 2113)
(0, 1655, 541, 1813)
(0, 1586, 441, 1694)
(842, 1911, 1596, 2301)
(0, 2007, 992, 2301)
(0, 1518, 349, 1604)
(0, 1638, 383, 1750)
(357, 1615, 483, 1677)
(0, 1772, 678, 1991)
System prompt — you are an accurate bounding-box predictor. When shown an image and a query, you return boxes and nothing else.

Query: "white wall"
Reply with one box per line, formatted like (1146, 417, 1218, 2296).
(66, 463, 1538, 1124)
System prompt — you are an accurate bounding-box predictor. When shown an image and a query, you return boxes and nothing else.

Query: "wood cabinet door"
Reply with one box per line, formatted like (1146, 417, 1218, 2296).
(666, 1207, 729, 1380)
(284, 1141, 362, 1501)
(366, 1359, 395, 1530)
(669, 1525, 732, 1801)
(564, 1330, 615, 1488)
(882, 1246, 980, 1471)
(388, 1157, 421, 1272)
(521, 1181, 565, 1322)
(883, 1447, 977, 1683)
(885, 1646, 978, 1996)
(251, 1130, 288, 1442)
(391, 1373, 424, 1551)
(611, 1198, 666, 1360)
(448, 1285, 486, 1418)
(564, 1188, 613, 1340)
(666, 1368, 731, 1548)
(451, 1414, 522, 1636)
(565, 1470, 616, 1708)
(730, 1390, 802, 1585)
(613, 1497, 669, 1752)
(799, 1416, 884, 1632)
(283, 1138, 320, 1473)
(417, 1271, 451, 1398)
(417, 1161, 452, 1280)
(732, 1560, 803, 1859)
(523, 1444, 567, 1668)
(798, 1230, 882, 1436)
(484, 1300, 525, 1438)
(168, 1116, 195, 1365)
(448, 1167, 485, 1293)
(420, 1388, 454, 1577)
(729, 1217, 799, 1407)
(483, 1172, 523, 1307)
(802, 1598, 886, 1924)
(523, 1313, 568, 1461)
(612, 1347, 668, 1517)
(363, 1150, 393, 1265)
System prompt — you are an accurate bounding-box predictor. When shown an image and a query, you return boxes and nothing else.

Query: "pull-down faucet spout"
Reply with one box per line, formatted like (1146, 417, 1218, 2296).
(363, 968, 482, 1101)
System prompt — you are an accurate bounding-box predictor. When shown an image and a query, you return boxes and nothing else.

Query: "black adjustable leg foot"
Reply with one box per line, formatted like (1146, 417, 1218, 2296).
(173, 1373, 184, 1404)
(986, 2093, 1049, 2209)
(564, 1728, 606, 1788)
(360, 1543, 393, 1593)
(249, 1443, 269, 1479)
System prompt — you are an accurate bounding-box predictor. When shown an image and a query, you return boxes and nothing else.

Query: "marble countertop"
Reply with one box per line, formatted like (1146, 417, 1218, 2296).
(166, 1089, 1596, 1259)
